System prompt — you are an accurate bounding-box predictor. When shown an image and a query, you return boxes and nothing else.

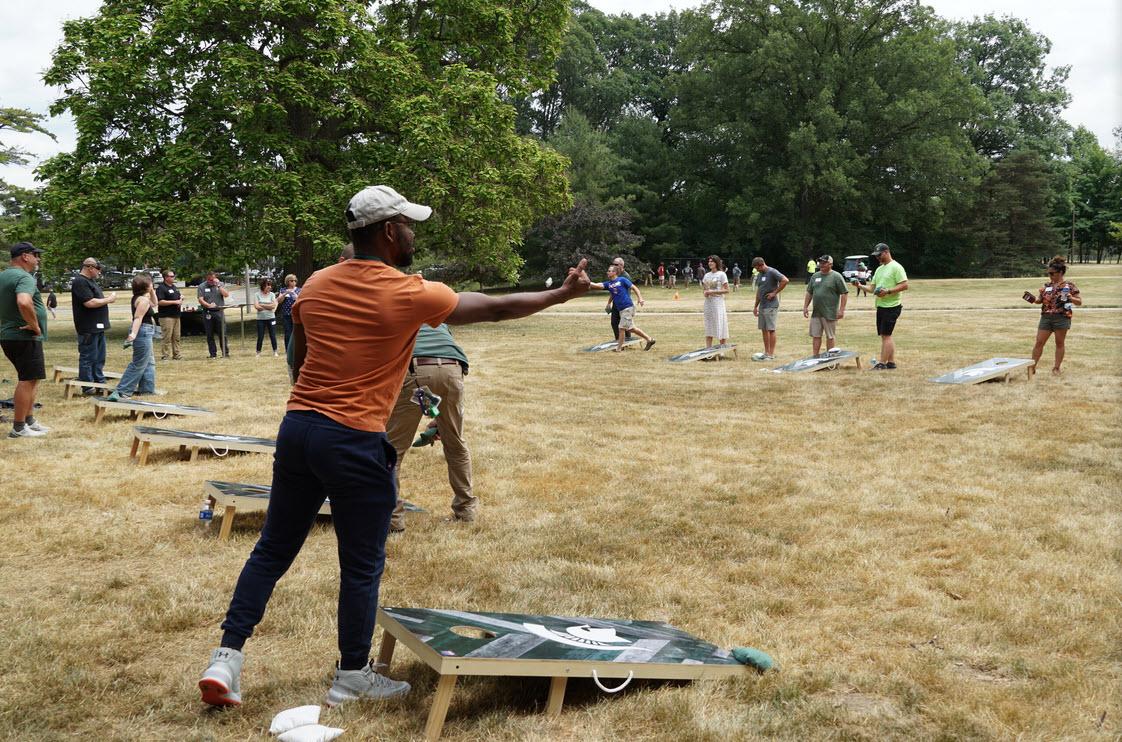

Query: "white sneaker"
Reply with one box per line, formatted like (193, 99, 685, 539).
(324, 661, 410, 707)
(8, 425, 47, 438)
(27, 420, 50, 433)
(199, 647, 244, 707)
(751, 352, 767, 361)
(763, 354, 776, 360)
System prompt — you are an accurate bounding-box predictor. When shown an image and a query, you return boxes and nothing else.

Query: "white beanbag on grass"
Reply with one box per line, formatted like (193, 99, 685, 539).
(270, 705, 343, 742)
(278, 725, 344, 742)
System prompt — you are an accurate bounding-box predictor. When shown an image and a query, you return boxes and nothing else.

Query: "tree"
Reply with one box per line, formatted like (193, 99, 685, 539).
(40, 0, 570, 281)
(963, 150, 1059, 275)
(952, 15, 1071, 159)
(1066, 127, 1122, 263)
(521, 199, 643, 282)
(0, 105, 55, 171)
(672, 0, 985, 269)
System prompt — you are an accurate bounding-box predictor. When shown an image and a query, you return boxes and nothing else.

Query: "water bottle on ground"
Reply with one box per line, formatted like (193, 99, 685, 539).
(198, 498, 214, 530)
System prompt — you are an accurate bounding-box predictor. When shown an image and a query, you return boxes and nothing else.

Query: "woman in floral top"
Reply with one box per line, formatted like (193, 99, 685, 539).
(1025, 256, 1082, 375)
(277, 274, 301, 351)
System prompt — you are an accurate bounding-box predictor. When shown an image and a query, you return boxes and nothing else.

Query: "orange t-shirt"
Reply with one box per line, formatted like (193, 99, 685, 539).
(287, 260, 459, 432)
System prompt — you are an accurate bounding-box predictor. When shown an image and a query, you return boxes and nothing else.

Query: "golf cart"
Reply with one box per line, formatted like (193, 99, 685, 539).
(842, 255, 871, 284)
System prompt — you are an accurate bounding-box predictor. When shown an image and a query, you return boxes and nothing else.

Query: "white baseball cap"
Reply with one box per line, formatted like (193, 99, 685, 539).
(345, 185, 432, 229)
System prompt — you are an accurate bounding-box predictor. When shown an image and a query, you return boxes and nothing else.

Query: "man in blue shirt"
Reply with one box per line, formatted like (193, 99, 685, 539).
(590, 264, 655, 352)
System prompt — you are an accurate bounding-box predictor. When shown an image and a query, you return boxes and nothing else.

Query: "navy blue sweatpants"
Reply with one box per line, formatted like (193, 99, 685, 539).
(220, 410, 397, 669)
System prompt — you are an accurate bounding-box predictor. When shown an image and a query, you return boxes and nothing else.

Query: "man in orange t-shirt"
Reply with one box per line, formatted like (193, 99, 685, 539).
(200, 185, 590, 710)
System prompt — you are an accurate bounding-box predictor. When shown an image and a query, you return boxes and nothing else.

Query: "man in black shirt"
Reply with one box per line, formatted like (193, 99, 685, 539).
(155, 269, 183, 360)
(70, 258, 118, 393)
(197, 271, 230, 358)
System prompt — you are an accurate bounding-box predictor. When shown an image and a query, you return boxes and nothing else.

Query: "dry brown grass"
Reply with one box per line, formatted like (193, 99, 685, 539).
(1, 269, 1119, 741)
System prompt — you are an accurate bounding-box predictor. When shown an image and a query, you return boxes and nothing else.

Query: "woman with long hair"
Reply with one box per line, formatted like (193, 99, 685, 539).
(1025, 256, 1082, 375)
(108, 275, 158, 400)
(701, 254, 731, 355)
(254, 277, 279, 357)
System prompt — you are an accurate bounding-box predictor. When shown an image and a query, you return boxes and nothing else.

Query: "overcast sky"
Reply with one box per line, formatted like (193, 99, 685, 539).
(1, 0, 1118, 190)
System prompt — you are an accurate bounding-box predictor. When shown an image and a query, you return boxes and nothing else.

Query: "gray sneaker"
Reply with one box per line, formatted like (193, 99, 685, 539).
(27, 419, 50, 433)
(324, 661, 410, 707)
(199, 647, 243, 707)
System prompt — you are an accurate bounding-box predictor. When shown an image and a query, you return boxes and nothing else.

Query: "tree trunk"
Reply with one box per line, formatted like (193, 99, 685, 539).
(295, 229, 314, 282)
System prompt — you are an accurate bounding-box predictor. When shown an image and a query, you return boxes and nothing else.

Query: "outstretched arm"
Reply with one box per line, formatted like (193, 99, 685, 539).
(446, 259, 591, 325)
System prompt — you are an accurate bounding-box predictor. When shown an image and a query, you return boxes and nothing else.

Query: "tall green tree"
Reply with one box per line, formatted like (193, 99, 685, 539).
(673, 0, 985, 270)
(41, 0, 570, 281)
(1066, 127, 1122, 263)
(952, 15, 1071, 159)
(963, 150, 1058, 274)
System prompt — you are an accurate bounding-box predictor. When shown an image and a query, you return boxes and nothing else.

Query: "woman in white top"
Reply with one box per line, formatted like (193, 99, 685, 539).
(701, 255, 731, 352)
(253, 277, 279, 356)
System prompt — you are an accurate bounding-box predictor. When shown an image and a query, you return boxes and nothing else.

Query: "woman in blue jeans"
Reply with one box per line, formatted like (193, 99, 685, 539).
(278, 273, 301, 351)
(108, 275, 158, 401)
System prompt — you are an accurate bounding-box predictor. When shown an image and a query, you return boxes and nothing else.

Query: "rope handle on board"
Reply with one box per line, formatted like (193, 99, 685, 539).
(208, 445, 230, 457)
(152, 411, 168, 420)
(591, 670, 633, 693)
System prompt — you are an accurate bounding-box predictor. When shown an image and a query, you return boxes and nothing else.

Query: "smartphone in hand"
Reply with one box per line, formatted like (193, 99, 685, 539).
(1022, 291, 1034, 303)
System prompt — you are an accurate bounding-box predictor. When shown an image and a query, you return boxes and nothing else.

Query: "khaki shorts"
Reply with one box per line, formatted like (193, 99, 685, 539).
(809, 316, 837, 338)
(757, 307, 778, 331)
(618, 306, 636, 330)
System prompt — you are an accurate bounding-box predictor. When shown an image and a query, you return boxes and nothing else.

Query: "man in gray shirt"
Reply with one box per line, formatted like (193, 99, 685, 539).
(751, 257, 788, 361)
(197, 271, 230, 358)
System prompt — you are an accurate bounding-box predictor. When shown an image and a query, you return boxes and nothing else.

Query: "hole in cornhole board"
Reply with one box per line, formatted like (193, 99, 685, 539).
(450, 625, 498, 640)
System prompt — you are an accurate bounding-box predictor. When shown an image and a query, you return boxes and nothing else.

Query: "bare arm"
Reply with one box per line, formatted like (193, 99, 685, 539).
(884, 280, 908, 295)
(219, 286, 230, 298)
(127, 296, 151, 340)
(446, 259, 590, 325)
(16, 293, 40, 335)
(84, 292, 116, 308)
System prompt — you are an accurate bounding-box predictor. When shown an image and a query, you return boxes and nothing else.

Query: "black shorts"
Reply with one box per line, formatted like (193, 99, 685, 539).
(875, 305, 902, 336)
(1, 339, 46, 381)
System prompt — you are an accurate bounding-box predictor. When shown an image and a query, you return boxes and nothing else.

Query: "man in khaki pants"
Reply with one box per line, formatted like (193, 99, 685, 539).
(385, 323, 474, 531)
(154, 269, 183, 359)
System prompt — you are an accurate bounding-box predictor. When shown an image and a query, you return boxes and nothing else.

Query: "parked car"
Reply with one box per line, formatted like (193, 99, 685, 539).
(842, 255, 872, 284)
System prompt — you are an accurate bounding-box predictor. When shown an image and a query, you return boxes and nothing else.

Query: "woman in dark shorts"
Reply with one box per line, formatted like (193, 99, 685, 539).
(1025, 256, 1081, 375)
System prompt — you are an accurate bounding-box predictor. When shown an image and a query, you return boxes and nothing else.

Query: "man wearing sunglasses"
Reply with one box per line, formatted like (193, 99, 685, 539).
(200, 185, 591, 710)
(154, 269, 183, 360)
(71, 257, 118, 394)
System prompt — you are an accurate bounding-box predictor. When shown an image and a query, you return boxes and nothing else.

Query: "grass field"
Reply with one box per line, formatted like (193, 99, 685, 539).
(1, 266, 1119, 741)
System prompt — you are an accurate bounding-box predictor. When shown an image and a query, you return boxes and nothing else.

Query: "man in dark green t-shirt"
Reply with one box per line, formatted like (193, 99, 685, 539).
(0, 242, 50, 437)
(385, 323, 475, 531)
(802, 255, 849, 356)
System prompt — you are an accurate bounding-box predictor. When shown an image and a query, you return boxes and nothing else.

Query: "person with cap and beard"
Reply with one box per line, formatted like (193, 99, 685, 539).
(71, 257, 118, 393)
(802, 255, 849, 356)
(867, 242, 908, 370)
(1, 243, 50, 437)
(198, 185, 591, 710)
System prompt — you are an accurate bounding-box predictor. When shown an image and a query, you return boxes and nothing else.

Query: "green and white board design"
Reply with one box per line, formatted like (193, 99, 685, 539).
(768, 349, 860, 373)
(583, 338, 643, 352)
(379, 606, 744, 679)
(668, 345, 737, 363)
(929, 357, 1034, 385)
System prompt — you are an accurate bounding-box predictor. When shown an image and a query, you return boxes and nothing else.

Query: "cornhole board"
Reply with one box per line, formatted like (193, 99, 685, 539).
(376, 606, 749, 740)
(92, 398, 213, 424)
(52, 365, 122, 383)
(668, 344, 738, 363)
(582, 338, 643, 352)
(131, 427, 275, 466)
(929, 357, 1035, 385)
(201, 481, 425, 540)
(767, 349, 861, 373)
(64, 379, 165, 399)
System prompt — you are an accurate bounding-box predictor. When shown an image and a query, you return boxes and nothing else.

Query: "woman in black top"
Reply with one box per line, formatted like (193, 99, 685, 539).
(108, 275, 159, 400)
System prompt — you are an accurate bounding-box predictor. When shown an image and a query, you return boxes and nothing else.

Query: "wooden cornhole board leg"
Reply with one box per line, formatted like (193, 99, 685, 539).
(217, 505, 236, 541)
(855, 356, 863, 370)
(53, 368, 63, 383)
(179, 444, 188, 460)
(138, 441, 151, 466)
(546, 676, 567, 716)
(189, 446, 199, 462)
(424, 675, 458, 741)
(130, 436, 140, 459)
(376, 632, 397, 667)
(64, 383, 74, 400)
(94, 404, 106, 423)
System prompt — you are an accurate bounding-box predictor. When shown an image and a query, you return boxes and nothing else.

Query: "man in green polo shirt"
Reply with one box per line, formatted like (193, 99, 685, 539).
(802, 255, 849, 355)
(868, 243, 908, 370)
(385, 323, 475, 531)
(0, 242, 50, 437)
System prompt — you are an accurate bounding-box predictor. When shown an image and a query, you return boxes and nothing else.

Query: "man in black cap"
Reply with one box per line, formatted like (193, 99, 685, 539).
(0, 243, 50, 437)
(867, 243, 908, 369)
(71, 257, 118, 392)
